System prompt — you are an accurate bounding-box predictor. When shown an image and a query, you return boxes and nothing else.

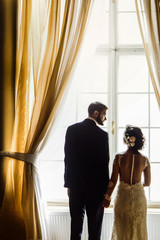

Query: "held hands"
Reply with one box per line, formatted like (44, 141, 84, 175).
(102, 193, 111, 208)
(102, 198, 111, 208)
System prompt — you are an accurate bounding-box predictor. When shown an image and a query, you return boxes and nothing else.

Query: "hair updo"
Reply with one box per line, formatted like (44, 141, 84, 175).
(123, 125, 145, 151)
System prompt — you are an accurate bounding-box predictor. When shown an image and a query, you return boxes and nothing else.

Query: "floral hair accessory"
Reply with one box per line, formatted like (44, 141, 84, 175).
(125, 134, 136, 147)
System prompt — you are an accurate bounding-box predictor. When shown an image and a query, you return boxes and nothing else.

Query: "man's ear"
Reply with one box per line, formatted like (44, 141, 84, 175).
(93, 110, 99, 117)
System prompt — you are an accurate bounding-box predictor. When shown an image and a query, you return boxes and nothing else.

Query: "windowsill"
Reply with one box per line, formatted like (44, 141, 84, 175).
(47, 204, 160, 214)
(147, 208, 160, 214)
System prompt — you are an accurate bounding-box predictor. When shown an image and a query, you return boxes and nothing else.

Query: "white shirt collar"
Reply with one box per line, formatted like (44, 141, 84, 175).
(87, 117, 97, 125)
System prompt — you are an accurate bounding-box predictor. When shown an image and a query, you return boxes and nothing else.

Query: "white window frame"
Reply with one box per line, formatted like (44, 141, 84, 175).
(41, 0, 160, 207)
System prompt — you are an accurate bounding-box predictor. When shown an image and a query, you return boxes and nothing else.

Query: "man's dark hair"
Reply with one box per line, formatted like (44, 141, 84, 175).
(88, 102, 108, 116)
(123, 125, 145, 150)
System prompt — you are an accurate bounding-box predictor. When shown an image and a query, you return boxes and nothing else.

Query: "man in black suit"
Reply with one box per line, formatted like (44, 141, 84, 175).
(64, 102, 110, 240)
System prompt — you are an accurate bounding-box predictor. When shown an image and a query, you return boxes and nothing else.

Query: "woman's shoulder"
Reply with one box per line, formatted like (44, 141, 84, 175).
(115, 151, 125, 158)
(138, 152, 149, 161)
(138, 153, 150, 168)
(114, 152, 125, 166)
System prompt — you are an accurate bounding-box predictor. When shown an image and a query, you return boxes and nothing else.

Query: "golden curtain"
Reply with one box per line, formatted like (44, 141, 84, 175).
(135, 0, 160, 108)
(0, 0, 92, 239)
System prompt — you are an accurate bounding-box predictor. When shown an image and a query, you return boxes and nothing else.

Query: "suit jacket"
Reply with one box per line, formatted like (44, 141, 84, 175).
(64, 118, 110, 194)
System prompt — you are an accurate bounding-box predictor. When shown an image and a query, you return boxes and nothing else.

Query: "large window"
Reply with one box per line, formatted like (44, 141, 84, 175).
(39, 0, 160, 206)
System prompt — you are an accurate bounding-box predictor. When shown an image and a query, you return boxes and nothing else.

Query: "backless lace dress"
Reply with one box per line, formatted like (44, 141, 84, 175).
(111, 154, 148, 240)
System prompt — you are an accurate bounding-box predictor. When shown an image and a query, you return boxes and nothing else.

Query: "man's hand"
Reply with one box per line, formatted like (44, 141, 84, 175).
(102, 198, 111, 208)
(67, 188, 70, 197)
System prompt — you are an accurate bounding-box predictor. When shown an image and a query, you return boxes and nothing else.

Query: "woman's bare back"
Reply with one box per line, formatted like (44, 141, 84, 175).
(104, 149, 151, 200)
(118, 150, 149, 185)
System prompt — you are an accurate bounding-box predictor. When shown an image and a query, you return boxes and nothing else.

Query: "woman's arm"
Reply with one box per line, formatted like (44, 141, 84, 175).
(143, 159, 151, 187)
(102, 155, 120, 207)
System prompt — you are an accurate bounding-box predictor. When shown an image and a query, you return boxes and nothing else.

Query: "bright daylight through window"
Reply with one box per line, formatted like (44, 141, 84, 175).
(39, 0, 160, 206)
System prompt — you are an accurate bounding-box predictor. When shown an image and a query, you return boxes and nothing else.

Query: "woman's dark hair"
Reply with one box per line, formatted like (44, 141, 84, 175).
(88, 102, 108, 116)
(123, 125, 145, 150)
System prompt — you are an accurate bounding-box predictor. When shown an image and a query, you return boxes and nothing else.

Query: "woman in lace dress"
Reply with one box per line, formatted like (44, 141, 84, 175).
(102, 125, 151, 240)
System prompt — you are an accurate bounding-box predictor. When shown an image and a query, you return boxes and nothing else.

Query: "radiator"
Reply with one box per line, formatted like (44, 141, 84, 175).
(48, 208, 160, 240)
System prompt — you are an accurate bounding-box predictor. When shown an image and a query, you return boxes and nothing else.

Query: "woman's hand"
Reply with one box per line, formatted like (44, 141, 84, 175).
(102, 198, 111, 208)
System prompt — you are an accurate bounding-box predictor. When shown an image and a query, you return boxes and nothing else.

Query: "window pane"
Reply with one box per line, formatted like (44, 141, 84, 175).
(39, 161, 67, 201)
(59, 93, 77, 126)
(39, 127, 66, 161)
(150, 94, 160, 127)
(77, 93, 108, 124)
(117, 128, 127, 153)
(117, 0, 136, 11)
(150, 79, 154, 93)
(118, 94, 148, 127)
(150, 163, 160, 201)
(117, 13, 142, 45)
(75, 54, 109, 93)
(84, 0, 109, 46)
(150, 129, 160, 162)
(144, 185, 149, 201)
(117, 55, 148, 92)
(105, 0, 109, 11)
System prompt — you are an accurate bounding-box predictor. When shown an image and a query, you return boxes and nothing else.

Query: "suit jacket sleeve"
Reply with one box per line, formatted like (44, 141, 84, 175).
(105, 132, 110, 180)
(106, 132, 110, 165)
(64, 127, 72, 188)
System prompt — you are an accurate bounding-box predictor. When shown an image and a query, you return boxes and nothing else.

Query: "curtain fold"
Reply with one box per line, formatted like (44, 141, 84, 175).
(0, 0, 27, 239)
(25, 0, 92, 153)
(135, 0, 160, 108)
(0, 0, 92, 239)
